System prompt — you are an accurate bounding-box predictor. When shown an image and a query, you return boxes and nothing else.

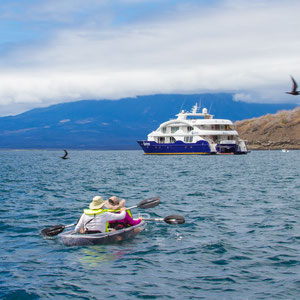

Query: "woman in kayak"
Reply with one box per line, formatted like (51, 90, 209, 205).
(74, 196, 127, 234)
(106, 196, 142, 230)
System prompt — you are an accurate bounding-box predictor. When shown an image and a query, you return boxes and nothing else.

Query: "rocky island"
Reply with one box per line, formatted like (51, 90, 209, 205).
(235, 106, 300, 150)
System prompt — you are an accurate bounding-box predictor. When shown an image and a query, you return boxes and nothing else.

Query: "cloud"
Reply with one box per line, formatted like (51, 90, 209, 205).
(0, 0, 300, 116)
(59, 119, 71, 124)
(234, 93, 255, 102)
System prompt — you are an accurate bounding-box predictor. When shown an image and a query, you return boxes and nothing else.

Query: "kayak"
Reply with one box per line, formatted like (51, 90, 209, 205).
(60, 220, 147, 246)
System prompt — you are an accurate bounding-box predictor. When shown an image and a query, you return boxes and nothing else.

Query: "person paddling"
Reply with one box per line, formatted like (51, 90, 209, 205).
(74, 196, 126, 234)
(106, 196, 142, 230)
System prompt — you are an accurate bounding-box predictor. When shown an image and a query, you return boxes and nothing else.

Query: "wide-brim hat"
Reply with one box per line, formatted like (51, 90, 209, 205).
(105, 196, 125, 210)
(89, 196, 105, 210)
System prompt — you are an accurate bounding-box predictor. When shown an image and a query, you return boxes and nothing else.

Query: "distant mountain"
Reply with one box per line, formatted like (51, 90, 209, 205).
(235, 106, 300, 150)
(0, 93, 297, 149)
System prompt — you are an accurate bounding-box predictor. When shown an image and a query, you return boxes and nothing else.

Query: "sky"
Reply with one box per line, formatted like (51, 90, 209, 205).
(0, 0, 300, 116)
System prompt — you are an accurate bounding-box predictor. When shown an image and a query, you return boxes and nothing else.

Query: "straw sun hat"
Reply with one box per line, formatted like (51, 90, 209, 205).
(89, 196, 105, 210)
(105, 196, 125, 210)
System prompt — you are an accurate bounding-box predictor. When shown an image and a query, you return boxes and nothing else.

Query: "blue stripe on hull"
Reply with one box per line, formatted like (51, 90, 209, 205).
(137, 140, 215, 155)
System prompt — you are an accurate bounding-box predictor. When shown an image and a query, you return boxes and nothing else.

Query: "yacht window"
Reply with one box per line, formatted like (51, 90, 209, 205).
(158, 137, 165, 143)
(215, 125, 220, 130)
(171, 127, 179, 133)
(184, 136, 193, 143)
(187, 126, 193, 132)
(161, 127, 166, 133)
(170, 137, 176, 143)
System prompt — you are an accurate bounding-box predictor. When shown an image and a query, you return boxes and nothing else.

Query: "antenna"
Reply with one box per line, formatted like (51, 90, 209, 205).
(179, 97, 186, 112)
(209, 102, 213, 114)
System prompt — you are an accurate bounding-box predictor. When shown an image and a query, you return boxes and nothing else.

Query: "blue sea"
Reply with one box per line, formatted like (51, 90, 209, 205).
(1, 150, 300, 299)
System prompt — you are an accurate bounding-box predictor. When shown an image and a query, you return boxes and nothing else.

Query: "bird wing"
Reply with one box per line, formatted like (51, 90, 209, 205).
(290, 75, 298, 92)
(63, 150, 68, 158)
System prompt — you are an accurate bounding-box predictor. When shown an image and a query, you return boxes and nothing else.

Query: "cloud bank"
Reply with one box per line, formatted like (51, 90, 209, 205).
(0, 0, 300, 116)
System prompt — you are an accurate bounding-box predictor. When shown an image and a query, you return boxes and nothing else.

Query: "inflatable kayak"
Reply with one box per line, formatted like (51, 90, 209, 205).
(60, 221, 147, 246)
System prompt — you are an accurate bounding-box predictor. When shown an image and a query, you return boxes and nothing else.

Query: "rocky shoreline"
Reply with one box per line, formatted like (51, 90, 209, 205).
(235, 106, 300, 150)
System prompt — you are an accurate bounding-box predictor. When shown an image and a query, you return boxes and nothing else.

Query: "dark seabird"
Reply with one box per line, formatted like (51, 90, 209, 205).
(61, 149, 69, 159)
(286, 75, 300, 95)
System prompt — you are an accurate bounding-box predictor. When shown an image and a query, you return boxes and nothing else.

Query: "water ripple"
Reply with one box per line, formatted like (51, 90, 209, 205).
(0, 150, 300, 299)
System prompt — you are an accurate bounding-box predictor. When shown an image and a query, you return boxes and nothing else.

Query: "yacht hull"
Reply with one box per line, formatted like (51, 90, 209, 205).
(137, 140, 216, 155)
(137, 141, 248, 155)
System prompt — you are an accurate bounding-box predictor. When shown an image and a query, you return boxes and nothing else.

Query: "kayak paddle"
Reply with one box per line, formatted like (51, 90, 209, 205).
(41, 223, 76, 237)
(144, 214, 185, 225)
(41, 196, 160, 237)
(127, 196, 160, 210)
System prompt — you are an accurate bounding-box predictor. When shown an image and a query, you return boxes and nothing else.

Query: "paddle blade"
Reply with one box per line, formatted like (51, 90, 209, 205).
(41, 225, 65, 237)
(137, 196, 160, 209)
(163, 215, 185, 225)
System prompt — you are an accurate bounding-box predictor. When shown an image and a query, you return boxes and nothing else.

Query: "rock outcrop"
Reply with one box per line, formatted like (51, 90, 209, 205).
(235, 106, 300, 150)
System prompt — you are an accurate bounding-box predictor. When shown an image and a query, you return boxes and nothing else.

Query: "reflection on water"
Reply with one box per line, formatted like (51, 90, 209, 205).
(77, 247, 131, 268)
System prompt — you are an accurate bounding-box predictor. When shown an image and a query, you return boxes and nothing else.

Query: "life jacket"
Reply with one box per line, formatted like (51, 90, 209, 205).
(82, 208, 110, 232)
(108, 209, 132, 229)
(83, 208, 108, 215)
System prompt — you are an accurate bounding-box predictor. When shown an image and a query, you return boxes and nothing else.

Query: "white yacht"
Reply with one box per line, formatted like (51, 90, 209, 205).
(137, 103, 248, 155)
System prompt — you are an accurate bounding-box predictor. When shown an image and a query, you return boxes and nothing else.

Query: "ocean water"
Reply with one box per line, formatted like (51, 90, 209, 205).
(0, 150, 300, 299)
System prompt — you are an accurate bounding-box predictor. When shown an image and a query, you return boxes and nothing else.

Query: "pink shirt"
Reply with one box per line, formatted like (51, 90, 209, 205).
(109, 211, 141, 226)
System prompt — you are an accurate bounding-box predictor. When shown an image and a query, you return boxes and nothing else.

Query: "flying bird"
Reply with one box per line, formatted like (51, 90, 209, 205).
(61, 149, 69, 159)
(286, 75, 300, 95)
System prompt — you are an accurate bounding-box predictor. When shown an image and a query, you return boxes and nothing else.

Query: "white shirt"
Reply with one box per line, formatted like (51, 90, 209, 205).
(74, 210, 126, 233)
